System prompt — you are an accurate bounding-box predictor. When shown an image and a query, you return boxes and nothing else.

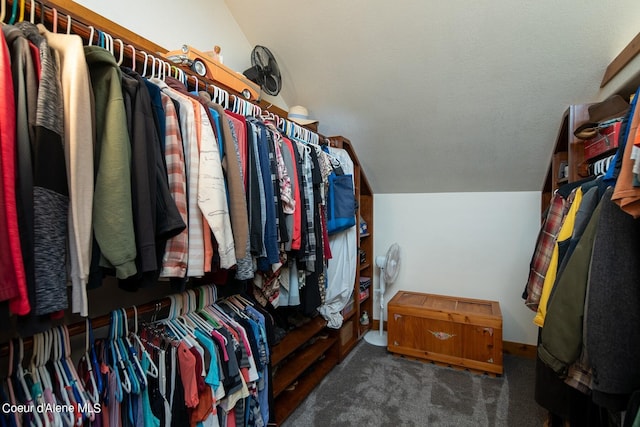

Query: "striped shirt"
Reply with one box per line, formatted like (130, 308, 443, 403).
(159, 92, 188, 278)
(153, 79, 204, 277)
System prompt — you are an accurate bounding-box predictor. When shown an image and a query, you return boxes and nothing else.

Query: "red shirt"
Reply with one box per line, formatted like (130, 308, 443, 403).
(0, 29, 30, 315)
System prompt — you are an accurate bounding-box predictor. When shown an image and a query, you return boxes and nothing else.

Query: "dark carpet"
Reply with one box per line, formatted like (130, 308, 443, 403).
(281, 340, 546, 426)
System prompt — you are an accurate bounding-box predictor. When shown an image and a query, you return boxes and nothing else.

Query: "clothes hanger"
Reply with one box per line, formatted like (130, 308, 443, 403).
(18, 337, 44, 427)
(233, 294, 254, 308)
(149, 54, 157, 79)
(189, 74, 198, 92)
(166, 61, 175, 82)
(18, 0, 24, 22)
(130, 305, 159, 379)
(150, 300, 162, 323)
(104, 32, 113, 55)
(182, 291, 210, 332)
(5, 340, 18, 426)
(220, 299, 248, 319)
(120, 308, 147, 390)
(60, 326, 92, 425)
(154, 57, 162, 79)
(51, 7, 57, 32)
(140, 51, 149, 77)
(80, 319, 100, 405)
(50, 330, 73, 421)
(107, 311, 126, 402)
(222, 88, 229, 109)
(0, 0, 6, 24)
(7, 0, 18, 24)
(156, 57, 163, 79)
(159, 60, 166, 80)
(40, 330, 68, 427)
(114, 38, 124, 66)
(114, 310, 135, 395)
(176, 66, 184, 84)
(28, 333, 50, 427)
(233, 95, 241, 114)
(195, 286, 222, 329)
(127, 44, 136, 71)
(39, 331, 62, 427)
(163, 61, 170, 79)
(97, 29, 104, 48)
(230, 95, 237, 113)
(164, 295, 194, 347)
(87, 25, 95, 46)
(213, 85, 220, 105)
(158, 57, 165, 80)
(28, 0, 34, 23)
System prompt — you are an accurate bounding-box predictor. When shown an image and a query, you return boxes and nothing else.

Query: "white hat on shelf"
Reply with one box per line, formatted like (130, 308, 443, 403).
(287, 105, 318, 125)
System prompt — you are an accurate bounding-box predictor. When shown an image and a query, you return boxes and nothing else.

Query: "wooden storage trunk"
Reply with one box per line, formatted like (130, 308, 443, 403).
(387, 291, 503, 374)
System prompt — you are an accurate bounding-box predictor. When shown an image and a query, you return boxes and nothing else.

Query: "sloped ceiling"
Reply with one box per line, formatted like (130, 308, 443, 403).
(225, 0, 640, 194)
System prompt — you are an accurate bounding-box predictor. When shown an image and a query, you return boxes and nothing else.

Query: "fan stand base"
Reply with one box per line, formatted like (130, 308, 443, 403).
(363, 330, 388, 347)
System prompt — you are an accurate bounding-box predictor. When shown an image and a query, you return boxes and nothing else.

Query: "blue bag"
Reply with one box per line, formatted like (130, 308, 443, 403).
(327, 172, 356, 234)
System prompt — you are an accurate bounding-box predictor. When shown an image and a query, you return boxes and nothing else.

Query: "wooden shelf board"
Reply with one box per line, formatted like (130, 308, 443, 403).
(272, 335, 336, 397)
(271, 316, 327, 365)
(274, 351, 338, 424)
(601, 32, 640, 88)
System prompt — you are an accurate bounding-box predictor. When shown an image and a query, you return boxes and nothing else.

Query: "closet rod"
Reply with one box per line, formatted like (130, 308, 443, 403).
(5, 0, 291, 119)
(0, 296, 172, 358)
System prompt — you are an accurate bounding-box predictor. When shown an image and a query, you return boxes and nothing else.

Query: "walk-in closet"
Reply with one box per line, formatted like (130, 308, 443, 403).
(2, 1, 640, 426)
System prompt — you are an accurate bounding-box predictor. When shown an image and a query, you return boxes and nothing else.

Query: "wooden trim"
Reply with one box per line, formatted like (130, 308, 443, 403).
(503, 340, 537, 359)
(601, 32, 640, 88)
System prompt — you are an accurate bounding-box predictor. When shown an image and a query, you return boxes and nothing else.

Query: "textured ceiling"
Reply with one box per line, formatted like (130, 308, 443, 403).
(225, 0, 640, 194)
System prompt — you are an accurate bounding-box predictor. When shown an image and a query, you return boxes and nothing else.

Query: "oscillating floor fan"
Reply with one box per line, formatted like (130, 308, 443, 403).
(364, 243, 401, 347)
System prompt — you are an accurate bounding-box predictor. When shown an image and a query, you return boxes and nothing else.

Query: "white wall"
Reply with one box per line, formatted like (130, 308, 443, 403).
(74, 0, 287, 108)
(374, 191, 542, 345)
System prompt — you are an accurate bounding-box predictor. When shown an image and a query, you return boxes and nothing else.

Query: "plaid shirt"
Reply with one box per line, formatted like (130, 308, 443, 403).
(297, 142, 317, 272)
(156, 81, 205, 277)
(159, 93, 188, 278)
(564, 357, 592, 395)
(524, 192, 566, 310)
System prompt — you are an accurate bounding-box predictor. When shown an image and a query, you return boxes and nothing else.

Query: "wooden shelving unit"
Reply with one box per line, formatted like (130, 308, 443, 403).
(541, 104, 590, 212)
(270, 316, 338, 424)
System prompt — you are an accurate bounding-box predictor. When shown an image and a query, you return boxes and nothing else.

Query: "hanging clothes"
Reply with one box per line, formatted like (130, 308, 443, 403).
(38, 24, 95, 316)
(0, 25, 30, 316)
(152, 77, 205, 277)
(85, 45, 137, 280)
(16, 21, 69, 316)
(119, 68, 186, 291)
(159, 91, 189, 279)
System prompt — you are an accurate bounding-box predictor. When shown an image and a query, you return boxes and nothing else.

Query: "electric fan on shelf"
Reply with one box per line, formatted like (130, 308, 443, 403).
(364, 243, 401, 347)
(243, 45, 282, 96)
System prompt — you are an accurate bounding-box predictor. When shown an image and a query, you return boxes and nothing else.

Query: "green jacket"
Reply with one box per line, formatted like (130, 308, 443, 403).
(84, 46, 136, 279)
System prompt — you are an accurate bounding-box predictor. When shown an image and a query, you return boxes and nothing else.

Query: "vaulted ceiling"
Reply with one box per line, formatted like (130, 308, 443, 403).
(224, 0, 640, 193)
